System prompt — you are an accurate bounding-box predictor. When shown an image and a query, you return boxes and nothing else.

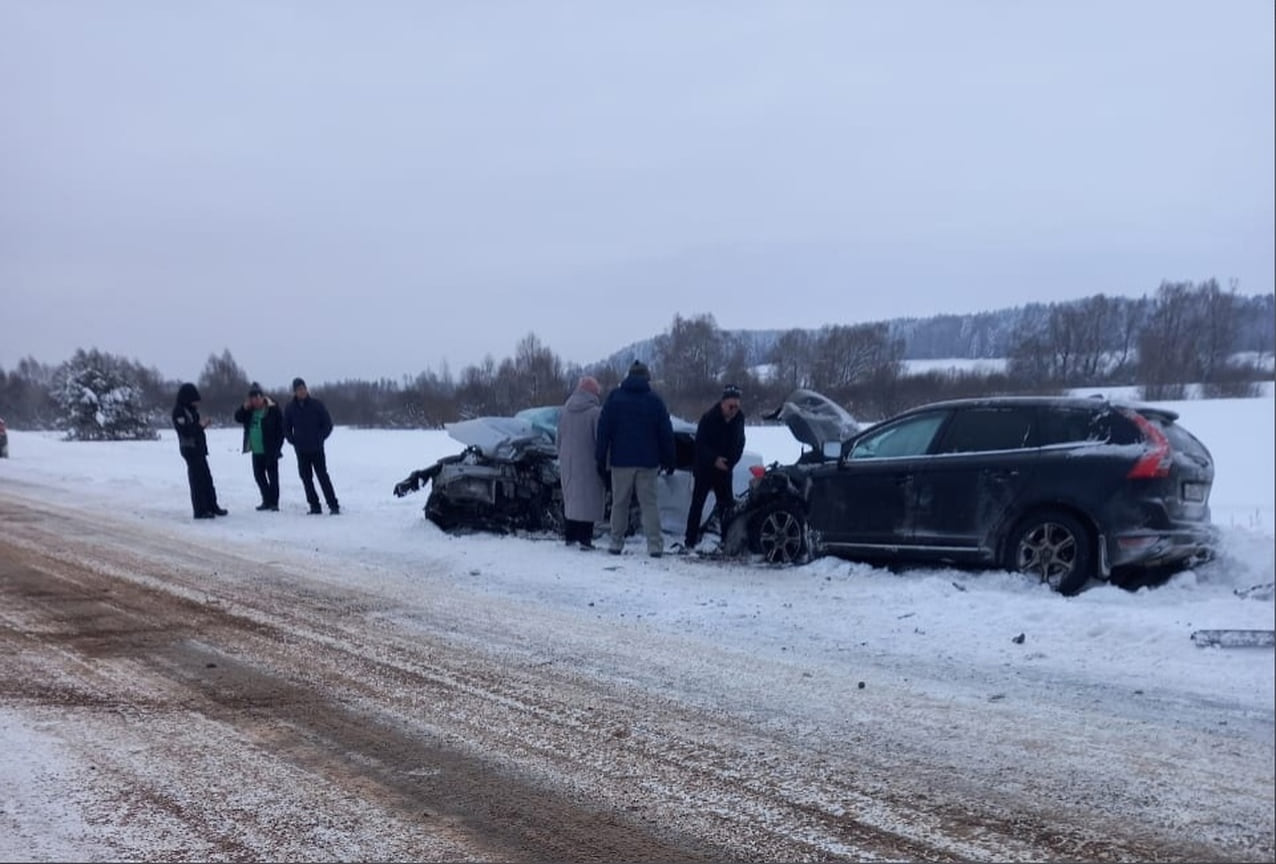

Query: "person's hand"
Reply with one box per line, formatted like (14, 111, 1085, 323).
(662, 465, 676, 476)
(201, 418, 212, 428)
(714, 456, 729, 471)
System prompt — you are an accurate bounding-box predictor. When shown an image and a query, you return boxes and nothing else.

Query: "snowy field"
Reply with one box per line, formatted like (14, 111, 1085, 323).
(2, 392, 1271, 702)
(1, 390, 1273, 858)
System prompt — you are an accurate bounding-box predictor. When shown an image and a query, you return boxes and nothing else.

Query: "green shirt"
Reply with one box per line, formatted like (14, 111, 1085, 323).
(249, 408, 265, 455)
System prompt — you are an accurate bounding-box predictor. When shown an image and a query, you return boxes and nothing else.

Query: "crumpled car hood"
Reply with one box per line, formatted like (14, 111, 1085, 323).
(763, 389, 861, 451)
(445, 416, 556, 460)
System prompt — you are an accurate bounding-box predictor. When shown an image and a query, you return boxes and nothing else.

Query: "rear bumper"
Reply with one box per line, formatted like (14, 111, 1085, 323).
(1107, 525, 1217, 569)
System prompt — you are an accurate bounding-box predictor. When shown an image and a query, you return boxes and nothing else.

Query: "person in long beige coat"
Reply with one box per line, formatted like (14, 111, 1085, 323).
(557, 376, 607, 549)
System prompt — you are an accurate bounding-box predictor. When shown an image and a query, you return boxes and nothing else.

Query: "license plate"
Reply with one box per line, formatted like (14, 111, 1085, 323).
(1182, 482, 1208, 502)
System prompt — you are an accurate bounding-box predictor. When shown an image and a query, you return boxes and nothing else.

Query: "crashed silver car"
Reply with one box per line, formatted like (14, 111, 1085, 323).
(393, 405, 763, 538)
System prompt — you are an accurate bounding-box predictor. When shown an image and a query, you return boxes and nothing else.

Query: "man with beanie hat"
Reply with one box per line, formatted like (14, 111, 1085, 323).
(172, 382, 227, 519)
(595, 360, 675, 556)
(283, 377, 341, 514)
(683, 384, 746, 551)
(234, 382, 285, 511)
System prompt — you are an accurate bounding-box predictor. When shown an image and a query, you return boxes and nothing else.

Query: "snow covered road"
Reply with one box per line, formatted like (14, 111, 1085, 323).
(1, 480, 1271, 861)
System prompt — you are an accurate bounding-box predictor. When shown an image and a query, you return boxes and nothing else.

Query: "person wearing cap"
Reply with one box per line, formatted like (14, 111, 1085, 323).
(172, 382, 227, 519)
(595, 360, 675, 557)
(233, 382, 285, 511)
(683, 385, 746, 551)
(557, 375, 607, 549)
(283, 377, 341, 515)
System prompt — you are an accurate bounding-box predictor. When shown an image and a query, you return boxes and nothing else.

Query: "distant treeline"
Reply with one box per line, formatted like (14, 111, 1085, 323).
(1, 280, 1271, 438)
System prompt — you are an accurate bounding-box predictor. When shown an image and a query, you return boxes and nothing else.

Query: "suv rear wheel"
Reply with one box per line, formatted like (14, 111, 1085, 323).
(1005, 509, 1093, 595)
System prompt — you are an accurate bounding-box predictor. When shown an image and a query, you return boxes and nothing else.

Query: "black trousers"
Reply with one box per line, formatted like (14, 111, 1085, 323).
(685, 468, 734, 548)
(182, 452, 219, 516)
(252, 453, 280, 507)
(296, 449, 338, 510)
(564, 519, 595, 545)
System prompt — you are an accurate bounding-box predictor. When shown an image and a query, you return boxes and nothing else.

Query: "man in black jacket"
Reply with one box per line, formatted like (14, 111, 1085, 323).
(172, 382, 227, 519)
(233, 382, 285, 511)
(283, 377, 340, 515)
(683, 385, 745, 551)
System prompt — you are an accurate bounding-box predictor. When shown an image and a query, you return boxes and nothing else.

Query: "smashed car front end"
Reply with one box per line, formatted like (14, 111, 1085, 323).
(393, 415, 564, 535)
(721, 389, 858, 560)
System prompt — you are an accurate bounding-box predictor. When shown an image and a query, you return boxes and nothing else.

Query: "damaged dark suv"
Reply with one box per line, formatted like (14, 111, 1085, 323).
(723, 393, 1216, 594)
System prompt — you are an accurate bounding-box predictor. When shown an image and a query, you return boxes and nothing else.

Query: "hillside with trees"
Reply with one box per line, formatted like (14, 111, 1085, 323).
(1, 281, 1271, 433)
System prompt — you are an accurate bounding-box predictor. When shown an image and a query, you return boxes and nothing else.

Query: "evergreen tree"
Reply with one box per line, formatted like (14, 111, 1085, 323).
(53, 349, 159, 441)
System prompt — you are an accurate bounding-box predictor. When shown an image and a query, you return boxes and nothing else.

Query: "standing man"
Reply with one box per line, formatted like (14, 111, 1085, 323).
(233, 382, 285, 511)
(557, 376, 606, 549)
(595, 361, 675, 557)
(283, 377, 340, 515)
(172, 382, 228, 519)
(684, 385, 746, 552)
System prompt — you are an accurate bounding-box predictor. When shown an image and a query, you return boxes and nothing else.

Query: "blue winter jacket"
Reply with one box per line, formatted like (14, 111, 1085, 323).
(283, 396, 334, 453)
(595, 374, 675, 470)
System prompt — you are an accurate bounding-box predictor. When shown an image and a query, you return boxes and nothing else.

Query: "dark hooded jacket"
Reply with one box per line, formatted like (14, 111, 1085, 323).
(693, 401, 746, 475)
(172, 383, 208, 456)
(595, 373, 675, 470)
(233, 396, 285, 458)
(284, 394, 334, 453)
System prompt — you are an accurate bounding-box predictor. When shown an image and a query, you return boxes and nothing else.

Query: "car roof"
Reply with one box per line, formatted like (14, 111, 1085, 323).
(886, 395, 1180, 422)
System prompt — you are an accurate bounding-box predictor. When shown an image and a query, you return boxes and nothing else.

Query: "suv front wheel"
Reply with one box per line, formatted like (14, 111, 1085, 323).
(1005, 510, 1094, 595)
(750, 503, 807, 565)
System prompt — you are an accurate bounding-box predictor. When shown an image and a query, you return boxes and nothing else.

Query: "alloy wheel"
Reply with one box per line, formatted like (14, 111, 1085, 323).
(1013, 521, 1079, 590)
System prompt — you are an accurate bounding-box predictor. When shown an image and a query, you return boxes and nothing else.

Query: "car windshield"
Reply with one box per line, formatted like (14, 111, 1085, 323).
(513, 406, 561, 442)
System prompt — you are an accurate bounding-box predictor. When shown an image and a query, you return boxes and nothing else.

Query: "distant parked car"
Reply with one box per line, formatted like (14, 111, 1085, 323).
(0, 416, 8, 458)
(393, 405, 764, 538)
(723, 393, 1216, 594)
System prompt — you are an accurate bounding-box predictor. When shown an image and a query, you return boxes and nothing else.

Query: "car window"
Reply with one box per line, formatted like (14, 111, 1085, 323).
(1034, 407, 1114, 446)
(1146, 414, 1212, 461)
(848, 411, 948, 459)
(1036, 407, 1098, 445)
(934, 406, 1036, 453)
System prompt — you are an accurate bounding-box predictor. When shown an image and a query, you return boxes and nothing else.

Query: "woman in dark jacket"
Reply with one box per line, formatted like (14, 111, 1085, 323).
(172, 382, 227, 519)
(233, 382, 285, 511)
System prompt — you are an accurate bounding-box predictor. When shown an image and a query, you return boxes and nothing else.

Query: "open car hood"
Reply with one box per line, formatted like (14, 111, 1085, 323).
(763, 389, 861, 451)
(445, 416, 556, 460)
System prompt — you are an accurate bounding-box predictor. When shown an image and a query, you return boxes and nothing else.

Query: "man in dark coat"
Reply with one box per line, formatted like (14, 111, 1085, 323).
(283, 377, 340, 514)
(172, 382, 227, 519)
(684, 385, 746, 551)
(595, 361, 675, 556)
(233, 382, 285, 511)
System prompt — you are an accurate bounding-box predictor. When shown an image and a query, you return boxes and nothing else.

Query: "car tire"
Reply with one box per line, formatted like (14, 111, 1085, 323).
(750, 503, 807, 565)
(1004, 509, 1093, 595)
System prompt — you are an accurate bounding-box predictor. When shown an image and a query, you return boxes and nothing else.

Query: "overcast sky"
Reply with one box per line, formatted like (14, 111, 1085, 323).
(2, 1, 1272, 387)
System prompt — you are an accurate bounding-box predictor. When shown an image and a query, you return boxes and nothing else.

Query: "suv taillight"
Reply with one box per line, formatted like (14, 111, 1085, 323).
(1122, 409, 1172, 479)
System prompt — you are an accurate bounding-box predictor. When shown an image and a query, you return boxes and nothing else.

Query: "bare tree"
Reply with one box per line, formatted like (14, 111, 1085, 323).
(654, 314, 725, 394)
(196, 349, 250, 419)
(769, 329, 814, 391)
(513, 332, 565, 407)
(1138, 281, 1197, 400)
(809, 324, 903, 396)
